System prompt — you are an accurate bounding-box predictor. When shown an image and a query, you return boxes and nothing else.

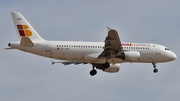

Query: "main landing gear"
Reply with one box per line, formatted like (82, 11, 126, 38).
(152, 62, 158, 73)
(103, 62, 110, 69)
(90, 62, 110, 76)
(90, 69, 97, 76)
(90, 65, 97, 76)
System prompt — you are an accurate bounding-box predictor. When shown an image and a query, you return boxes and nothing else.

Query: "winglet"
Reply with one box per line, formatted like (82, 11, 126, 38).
(51, 60, 55, 65)
(107, 26, 111, 31)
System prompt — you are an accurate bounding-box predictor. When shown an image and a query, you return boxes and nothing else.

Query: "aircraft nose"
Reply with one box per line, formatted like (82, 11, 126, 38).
(170, 51, 177, 60)
(163, 51, 177, 62)
(168, 51, 177, 61)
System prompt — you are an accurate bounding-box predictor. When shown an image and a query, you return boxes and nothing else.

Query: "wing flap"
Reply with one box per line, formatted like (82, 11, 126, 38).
(105, 29, 122, 51)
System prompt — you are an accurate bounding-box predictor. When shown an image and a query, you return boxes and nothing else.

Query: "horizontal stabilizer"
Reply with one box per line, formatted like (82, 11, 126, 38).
(51, 60, 88, 65)
(20, 37, 34, 47)
(4, 48, 15, 50)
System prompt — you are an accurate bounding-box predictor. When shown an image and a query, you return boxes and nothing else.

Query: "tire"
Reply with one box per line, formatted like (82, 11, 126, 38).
(153, 69, 158, 73)
(90, 69, 97, 76)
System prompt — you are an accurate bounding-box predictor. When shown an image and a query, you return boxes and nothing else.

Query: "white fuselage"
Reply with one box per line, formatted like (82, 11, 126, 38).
(9, 40, 176, 64)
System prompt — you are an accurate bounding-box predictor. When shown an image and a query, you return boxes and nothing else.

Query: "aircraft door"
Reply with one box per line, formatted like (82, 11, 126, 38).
(45, 41, 51, 52)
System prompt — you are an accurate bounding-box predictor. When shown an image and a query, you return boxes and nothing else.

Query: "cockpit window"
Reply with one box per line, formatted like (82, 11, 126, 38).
(165, 48, 170, 51)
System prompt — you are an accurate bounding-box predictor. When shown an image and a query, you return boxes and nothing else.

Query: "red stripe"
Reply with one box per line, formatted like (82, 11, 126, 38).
(18, 30, 25, 36)
(17, 25, 23, 29)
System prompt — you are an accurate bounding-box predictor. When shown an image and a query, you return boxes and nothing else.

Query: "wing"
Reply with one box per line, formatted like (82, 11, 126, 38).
(98, 28, 122, 58)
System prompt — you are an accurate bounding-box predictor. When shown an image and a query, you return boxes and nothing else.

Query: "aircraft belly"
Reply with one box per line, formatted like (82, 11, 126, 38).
(139, 53, 159, 62)
(83, 57, 124, 64)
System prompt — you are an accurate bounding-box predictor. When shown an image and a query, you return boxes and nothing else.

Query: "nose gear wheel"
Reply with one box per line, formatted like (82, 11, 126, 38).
(152, 62, 158, 73)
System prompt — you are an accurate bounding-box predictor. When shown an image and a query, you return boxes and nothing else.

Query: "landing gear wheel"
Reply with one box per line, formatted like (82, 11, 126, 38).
(90, 69, 97, 76)
(103, 62, 110, 69)
(153, 68, 158, 73)
(152, 62, 158, 73)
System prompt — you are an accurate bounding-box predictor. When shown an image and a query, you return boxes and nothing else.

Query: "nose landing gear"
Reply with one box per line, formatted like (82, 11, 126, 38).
(152, 62, 158, 73)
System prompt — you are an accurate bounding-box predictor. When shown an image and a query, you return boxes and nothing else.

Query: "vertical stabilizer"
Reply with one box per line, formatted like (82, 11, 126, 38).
(11, 12, 45, 41)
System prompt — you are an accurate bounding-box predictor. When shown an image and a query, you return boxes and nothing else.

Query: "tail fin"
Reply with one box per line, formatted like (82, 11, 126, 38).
(11, 12, 45, 41)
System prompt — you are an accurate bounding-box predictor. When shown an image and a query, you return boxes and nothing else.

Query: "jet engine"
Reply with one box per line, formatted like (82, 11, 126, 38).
(116, 51, 140, 62)
(96, 63, 120, 73)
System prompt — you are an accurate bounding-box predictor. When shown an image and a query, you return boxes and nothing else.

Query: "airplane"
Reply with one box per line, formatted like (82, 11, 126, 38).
(6, 12, 177, 76)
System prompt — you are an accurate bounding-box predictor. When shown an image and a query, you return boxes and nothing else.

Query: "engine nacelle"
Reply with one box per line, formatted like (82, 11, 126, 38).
(96, 63, 120, 73)
(116, 51, 140, 62)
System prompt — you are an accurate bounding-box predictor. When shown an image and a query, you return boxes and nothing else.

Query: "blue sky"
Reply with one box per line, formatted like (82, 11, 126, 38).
(0, 0, 180, 101)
